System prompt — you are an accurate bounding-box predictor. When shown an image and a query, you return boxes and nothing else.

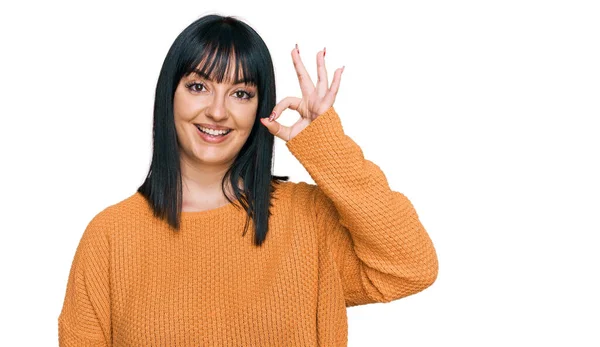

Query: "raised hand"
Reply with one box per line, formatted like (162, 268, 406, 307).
(260, 44, 344, 141)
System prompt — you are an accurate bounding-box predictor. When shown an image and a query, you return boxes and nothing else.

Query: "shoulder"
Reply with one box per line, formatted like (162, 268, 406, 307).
(81, 191, 152, 240)
(270, 180, 331, 224)
(272, 180, 321, 205)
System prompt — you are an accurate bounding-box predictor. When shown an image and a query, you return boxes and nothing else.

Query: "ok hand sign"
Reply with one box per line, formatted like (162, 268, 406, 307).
(261, 44, 344, 141)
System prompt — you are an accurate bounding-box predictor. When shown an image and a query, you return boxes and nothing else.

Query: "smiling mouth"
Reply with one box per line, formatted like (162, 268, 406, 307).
(195, 125, 232, 136)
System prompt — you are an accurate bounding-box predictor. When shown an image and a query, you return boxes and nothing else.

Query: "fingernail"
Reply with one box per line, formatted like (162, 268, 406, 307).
(295, 43, 299, 54)
(323, 47, 326, 57)
(269, 112, 275, 121)
(342, 65, 345, 73)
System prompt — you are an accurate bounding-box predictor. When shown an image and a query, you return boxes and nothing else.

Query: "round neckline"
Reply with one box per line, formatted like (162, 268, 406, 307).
(180, 198, 241, 220)
(133, 191, 242, 220)
(133, 181, 289, 221)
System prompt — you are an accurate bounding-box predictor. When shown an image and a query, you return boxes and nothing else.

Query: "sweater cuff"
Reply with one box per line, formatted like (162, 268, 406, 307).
(285, 106, 352, 179)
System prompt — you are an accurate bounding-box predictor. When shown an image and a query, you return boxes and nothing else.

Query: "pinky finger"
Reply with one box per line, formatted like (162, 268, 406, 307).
(323, 66, 344, 106)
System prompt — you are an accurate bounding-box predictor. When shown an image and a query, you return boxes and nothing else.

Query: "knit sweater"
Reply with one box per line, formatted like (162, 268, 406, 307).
(57, 106, 439, 346)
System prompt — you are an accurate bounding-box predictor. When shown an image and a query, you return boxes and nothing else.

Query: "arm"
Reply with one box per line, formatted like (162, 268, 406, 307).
(58, 212, 112, 346)
(286, 106, 439, 306)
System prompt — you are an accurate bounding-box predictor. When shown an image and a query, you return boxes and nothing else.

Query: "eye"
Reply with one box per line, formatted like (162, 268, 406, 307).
(185, 82, 206, 93)
(233, 90, 254, 100)
(184, 81, 256, 100)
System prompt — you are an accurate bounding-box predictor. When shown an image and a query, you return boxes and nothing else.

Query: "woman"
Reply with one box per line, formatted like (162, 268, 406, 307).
(58, 14, 438, 346)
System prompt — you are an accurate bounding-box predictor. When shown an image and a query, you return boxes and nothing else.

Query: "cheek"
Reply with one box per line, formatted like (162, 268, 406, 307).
(244, 104, 259, 125)
(174, 92, 203, 120)
(240, 114, 257, 134)
(229, 103, 258, 132)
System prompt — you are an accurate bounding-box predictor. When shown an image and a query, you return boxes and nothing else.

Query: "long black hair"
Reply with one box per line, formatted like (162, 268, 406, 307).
(137, 14, 289, 246)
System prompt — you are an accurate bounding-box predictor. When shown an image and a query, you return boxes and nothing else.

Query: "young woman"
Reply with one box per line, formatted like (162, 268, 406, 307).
(58, 14, 438, 346)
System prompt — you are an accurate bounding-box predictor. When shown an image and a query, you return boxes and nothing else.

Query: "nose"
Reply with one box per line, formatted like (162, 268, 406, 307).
(206, 93, 228, 122)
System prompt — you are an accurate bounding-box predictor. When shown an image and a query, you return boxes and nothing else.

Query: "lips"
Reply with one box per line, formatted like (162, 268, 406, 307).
(195, 124, 232, 135)
(195, 124, 232, 144)
(193, 123, 232, 131)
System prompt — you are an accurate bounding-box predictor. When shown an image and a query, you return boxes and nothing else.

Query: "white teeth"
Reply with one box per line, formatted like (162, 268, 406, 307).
(197, 126, 230, 136)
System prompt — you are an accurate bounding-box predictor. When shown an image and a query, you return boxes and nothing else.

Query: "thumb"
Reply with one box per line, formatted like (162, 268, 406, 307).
(260, 117, 290, 141)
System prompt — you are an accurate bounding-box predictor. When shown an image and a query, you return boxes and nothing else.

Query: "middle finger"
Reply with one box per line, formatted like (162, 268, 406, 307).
(291, 44, 314, 96)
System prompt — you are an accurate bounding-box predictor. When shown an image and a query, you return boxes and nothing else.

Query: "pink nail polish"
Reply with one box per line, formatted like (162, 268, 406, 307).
(269, 112, 275, 121)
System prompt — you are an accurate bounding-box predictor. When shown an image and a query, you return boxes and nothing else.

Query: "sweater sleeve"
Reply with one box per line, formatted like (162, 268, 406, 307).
(285, 106, 439, 307)
(58, 211, 112, 346)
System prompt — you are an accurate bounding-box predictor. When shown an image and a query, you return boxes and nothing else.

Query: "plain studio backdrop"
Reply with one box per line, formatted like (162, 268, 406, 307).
(1, 0, 598, 346)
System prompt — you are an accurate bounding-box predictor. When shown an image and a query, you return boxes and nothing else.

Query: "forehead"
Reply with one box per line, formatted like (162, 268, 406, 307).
(186, 52, 254, 85)
(186, 68, 247, 85)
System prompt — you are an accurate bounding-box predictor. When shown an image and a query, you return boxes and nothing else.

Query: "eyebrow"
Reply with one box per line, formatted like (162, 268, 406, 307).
(189, 69, 253, 85)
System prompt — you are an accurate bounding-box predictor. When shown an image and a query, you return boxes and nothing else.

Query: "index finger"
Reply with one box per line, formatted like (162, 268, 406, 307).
(292, 44, 315, 96)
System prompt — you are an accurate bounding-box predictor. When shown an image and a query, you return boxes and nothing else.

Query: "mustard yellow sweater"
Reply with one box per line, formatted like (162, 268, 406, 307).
(58, 107, 439, 346)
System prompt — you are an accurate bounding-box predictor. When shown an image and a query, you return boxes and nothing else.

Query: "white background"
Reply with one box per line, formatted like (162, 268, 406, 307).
(1, 0, 599, 346)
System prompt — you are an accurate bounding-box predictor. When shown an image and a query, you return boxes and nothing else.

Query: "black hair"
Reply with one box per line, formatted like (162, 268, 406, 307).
(137, 14, 289, 246)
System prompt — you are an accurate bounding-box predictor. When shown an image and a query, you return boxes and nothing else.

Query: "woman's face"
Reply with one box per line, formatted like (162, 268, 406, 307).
(173, 66, 258, 168)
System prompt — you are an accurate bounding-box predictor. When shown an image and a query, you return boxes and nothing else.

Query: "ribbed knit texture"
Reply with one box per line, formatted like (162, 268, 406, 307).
(58, 106, 438, 346)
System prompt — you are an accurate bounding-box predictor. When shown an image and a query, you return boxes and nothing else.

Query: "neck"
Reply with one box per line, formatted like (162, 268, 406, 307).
(179, 156, 236, 208)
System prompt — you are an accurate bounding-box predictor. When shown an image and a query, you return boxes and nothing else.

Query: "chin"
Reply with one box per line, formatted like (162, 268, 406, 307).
(193, 150, 233, 165)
